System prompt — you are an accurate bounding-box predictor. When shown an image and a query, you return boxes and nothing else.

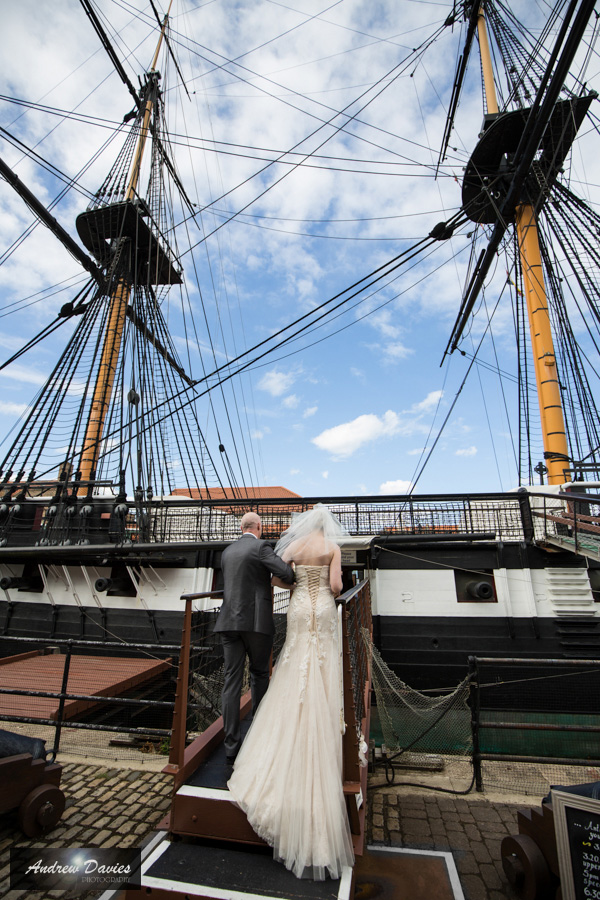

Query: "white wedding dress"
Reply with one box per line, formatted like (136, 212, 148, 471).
(227, 564, 355, 880)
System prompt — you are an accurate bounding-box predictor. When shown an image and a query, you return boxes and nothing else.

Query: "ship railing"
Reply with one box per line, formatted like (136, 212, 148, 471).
(0, 490, 541, 547)
(143, 492, 530, 544)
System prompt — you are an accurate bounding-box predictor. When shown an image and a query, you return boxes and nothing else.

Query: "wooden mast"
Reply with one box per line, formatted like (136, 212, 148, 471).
(477, 4, 570, 485)
(78, 4, 173, 491)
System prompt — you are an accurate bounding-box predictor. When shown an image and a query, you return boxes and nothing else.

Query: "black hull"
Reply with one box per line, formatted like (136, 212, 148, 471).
(0, 599, 185, 648)
(2, 599, 598, 695)
(376, 613, 600, 690)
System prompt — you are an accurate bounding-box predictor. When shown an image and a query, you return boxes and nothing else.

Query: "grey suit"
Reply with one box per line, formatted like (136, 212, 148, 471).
(215, 533, 294, 759)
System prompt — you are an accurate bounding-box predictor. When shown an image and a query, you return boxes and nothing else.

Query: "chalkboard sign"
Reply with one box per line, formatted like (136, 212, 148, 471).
(553, 789, 600, 900)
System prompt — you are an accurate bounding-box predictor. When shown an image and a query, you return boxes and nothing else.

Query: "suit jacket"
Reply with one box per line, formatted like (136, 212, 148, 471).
(214, 534, 295, 635)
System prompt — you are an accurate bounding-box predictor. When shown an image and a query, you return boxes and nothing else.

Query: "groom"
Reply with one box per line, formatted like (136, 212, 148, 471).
(215, 512, 295, 763)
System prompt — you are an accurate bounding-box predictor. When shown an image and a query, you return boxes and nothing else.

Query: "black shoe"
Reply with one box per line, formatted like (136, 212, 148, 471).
(226, 754, 237, 764)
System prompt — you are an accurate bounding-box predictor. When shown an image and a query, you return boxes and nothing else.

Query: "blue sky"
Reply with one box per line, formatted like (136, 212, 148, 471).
(0, 0, 599, 498)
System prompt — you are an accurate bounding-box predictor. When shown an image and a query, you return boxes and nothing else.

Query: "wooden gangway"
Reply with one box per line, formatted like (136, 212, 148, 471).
(530, 487, 600, 564)
(124, 581, 372, 900)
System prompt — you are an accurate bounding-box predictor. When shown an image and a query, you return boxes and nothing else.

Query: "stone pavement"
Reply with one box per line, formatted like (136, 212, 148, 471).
(0, 758, 539, 900)
(1, 760, 172, 900)
(365, 778, 536, 900)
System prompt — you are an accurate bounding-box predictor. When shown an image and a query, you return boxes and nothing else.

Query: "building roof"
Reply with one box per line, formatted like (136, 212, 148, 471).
(171, 486, 302, 500)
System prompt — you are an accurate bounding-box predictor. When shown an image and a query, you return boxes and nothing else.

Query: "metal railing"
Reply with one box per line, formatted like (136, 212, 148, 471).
(0, 491, 537, 548)
(0, 636, 180, 761)
(469, 656, 600, 792)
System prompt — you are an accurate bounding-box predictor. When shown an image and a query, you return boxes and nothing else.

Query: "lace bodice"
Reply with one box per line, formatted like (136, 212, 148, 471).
(280, 565, 336, 678)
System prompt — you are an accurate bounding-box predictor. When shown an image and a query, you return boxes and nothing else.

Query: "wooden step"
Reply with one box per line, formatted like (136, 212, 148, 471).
(171, 782, 265, 845)
(169, 715, 266, 845)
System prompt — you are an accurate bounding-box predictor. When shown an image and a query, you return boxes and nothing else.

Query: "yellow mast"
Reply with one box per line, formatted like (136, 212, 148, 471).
(477, 5, 570, 485)
(78, 5, 173, 490)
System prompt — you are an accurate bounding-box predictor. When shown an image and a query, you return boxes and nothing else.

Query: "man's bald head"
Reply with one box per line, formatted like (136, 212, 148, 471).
(241, 512, 261, 535)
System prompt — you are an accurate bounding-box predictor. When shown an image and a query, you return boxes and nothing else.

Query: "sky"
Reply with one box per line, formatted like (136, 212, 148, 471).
(0, 0, 599, 499)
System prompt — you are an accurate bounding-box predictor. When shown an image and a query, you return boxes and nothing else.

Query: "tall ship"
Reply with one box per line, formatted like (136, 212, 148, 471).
(0, 0, 599, 695)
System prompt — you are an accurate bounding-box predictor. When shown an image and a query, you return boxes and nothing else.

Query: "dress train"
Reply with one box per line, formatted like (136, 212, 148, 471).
(227, 564, 354, 880)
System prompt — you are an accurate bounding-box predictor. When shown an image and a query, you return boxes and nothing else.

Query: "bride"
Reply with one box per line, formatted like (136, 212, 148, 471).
(227, 504, 355, 880)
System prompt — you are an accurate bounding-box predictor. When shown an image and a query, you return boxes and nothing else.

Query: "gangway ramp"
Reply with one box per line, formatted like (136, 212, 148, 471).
(531, 487, 600, 564)
(122, 582, 372, 900)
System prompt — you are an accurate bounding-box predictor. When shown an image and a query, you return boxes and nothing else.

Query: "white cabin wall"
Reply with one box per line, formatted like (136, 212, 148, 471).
(372, 569, 457, 617)
(372, 564, 596, 620)
(0, 563, 215, 612)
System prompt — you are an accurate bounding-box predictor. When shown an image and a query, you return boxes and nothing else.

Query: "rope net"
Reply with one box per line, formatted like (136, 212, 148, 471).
(367, 637, 472, 759)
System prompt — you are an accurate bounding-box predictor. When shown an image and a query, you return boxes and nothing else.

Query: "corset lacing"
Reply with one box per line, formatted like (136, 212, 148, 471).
(306, 565, 322, 633)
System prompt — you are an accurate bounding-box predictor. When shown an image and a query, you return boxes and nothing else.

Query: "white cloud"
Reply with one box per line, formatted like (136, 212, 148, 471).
(0, 400, 28, 415)
(380, 341, 413, 361)
(456, 446, 477, 457)
(312, 410, 401, 457)
(257, 369, 296, 397)
(369, 309, 401, 339)
(0, 363, 48, 385)
(407, 447, 428, 456)
(290, 468, 300, 475)
(0, 334, 26, 352)
(282, 394, 299, 409)
(322, 471, 329, 479)
(379, 479, 412, 494)
(303, 405, 318, 418)
(409, 391, 443, 413)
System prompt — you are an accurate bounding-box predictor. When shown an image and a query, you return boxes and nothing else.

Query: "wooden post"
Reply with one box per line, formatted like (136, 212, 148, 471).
(516, 204, 570, 484)
(166, 595, 192, 773)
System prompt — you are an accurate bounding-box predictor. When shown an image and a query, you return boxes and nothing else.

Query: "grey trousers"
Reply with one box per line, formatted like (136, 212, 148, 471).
(220, 630, 273, 758)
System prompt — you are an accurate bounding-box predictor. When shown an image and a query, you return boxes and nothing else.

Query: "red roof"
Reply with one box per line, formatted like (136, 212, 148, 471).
(172, 486, 301, 500)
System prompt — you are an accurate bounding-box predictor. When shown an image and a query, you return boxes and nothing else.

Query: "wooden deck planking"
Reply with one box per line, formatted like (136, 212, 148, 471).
(0, 652, 171, 720)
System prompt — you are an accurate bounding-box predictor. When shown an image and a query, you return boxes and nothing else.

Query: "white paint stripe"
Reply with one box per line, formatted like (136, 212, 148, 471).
(141, 872, 295, 900)
(338, 865, 353, 899)
(140, 829, 167, 860)
(140, 838, 171, 876)
(176, 784, 233, 800)
(366, 845, 465, 900)
(95, 833, 170, 900)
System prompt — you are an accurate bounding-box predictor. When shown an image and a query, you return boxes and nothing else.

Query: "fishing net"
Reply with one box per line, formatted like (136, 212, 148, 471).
(367, 635, 472, 759)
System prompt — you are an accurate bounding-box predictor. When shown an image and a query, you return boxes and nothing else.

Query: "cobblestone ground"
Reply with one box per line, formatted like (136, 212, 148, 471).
(0, 762, 172, 900)
(1, 761, 538, 900)
(365, 780, 535, 900)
